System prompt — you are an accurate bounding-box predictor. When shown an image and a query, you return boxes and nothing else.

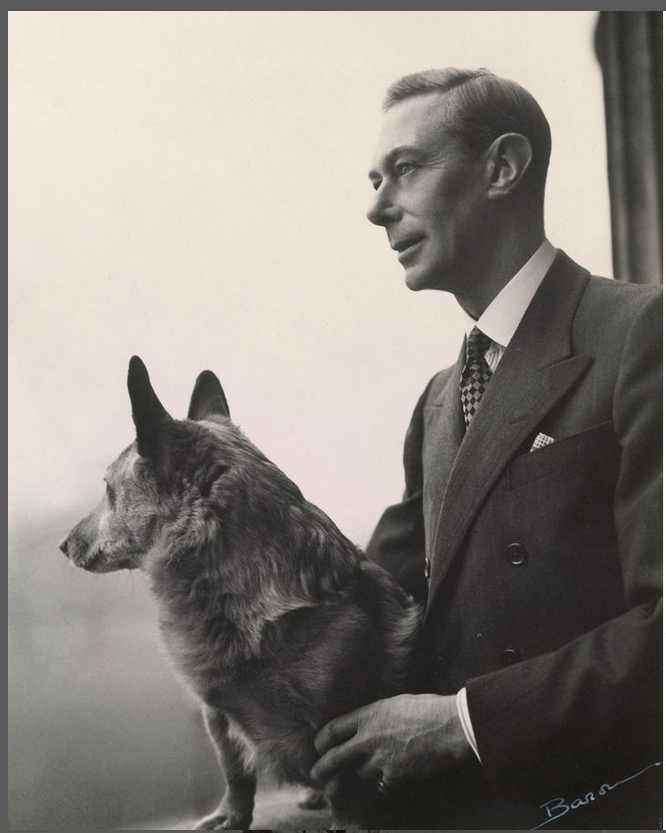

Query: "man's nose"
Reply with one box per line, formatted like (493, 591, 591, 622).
(59, 537, 69, 556)
(366, 188, 401, 227)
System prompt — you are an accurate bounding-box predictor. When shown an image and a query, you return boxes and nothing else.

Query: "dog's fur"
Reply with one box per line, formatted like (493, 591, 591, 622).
(61, 357, 422, 829)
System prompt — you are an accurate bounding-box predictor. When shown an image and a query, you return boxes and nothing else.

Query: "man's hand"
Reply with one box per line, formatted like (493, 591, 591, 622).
(310, 693, 472, 790)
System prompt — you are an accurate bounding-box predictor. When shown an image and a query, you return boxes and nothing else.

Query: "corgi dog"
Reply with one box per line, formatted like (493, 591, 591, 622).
(61, 357, 421, 829)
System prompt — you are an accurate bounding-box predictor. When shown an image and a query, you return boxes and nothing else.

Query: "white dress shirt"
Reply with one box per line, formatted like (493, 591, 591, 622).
(455, 238, 557, 762)
(464, 238, 557, 371)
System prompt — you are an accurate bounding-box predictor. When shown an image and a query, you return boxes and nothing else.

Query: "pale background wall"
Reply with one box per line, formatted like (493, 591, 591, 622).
(9, 10, 611, 542)
(8, 11, 612, 830)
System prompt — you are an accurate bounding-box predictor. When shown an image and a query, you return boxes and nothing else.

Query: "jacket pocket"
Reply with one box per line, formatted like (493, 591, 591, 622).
(508, 420, 616, 489)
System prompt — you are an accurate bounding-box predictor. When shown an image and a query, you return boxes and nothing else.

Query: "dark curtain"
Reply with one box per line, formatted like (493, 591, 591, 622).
(595, 12, 662, 284)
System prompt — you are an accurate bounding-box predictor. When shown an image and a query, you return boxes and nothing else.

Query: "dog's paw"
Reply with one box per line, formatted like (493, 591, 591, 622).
(193, 808, 252, 830)
(297, 786, 328, 810)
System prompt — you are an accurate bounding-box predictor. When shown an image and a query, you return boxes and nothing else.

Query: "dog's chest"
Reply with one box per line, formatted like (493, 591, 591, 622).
(158, 612, 242, 702)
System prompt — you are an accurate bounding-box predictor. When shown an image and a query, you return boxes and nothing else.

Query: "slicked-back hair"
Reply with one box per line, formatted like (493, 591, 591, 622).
(384, 68, 552, 199)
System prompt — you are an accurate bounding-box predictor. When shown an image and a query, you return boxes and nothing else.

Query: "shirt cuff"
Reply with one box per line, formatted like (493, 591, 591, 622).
(456, 687, 482, 763)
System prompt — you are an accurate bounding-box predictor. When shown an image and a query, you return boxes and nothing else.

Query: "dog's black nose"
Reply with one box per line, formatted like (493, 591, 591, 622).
(59, 538, 69, 556)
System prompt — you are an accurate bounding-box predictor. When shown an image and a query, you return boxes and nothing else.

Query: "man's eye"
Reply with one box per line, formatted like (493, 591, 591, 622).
(396, 162, 415, 176)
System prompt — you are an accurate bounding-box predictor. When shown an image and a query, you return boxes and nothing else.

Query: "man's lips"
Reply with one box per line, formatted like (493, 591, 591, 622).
(392, 236, 425, 262)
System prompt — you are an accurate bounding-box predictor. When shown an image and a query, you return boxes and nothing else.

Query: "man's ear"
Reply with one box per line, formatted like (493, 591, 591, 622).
(187, 370, 231, 421)
(485, 133, 533, 199)
(127, 356, 173, 461)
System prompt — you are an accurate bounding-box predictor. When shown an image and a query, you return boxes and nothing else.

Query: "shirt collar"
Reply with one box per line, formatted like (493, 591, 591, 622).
(464, 239, 557, 347)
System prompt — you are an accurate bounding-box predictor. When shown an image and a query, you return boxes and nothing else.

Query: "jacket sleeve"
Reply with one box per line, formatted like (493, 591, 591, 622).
(465, 291, 663, 796)
(366, 377, 438, 605)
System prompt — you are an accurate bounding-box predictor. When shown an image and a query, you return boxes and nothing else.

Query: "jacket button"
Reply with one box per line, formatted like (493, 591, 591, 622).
(424, 557, 431, 578)
(500, 648, 521, 667)
(506, 542, 527, 565)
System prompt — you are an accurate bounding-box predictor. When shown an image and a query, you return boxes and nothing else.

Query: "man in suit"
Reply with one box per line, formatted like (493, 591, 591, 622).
(310, 69, 662, 829)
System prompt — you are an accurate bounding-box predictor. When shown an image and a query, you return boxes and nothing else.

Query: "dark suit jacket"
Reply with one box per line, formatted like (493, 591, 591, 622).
(367, 252, 662, 829)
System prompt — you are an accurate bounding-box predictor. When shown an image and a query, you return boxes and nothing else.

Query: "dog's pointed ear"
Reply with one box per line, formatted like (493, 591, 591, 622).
(187, 370, 231, 421)
(127, 356, 173, 460)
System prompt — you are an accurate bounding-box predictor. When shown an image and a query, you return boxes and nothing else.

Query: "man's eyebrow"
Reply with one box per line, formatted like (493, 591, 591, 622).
(368, 145, 426, 180)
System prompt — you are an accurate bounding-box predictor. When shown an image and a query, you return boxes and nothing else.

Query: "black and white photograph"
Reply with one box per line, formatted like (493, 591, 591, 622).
(8, 11, 662, 831)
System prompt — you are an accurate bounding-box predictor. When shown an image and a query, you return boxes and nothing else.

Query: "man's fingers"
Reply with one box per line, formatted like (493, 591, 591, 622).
(313, 708, 362, 755)
(310, 736, 366, 783)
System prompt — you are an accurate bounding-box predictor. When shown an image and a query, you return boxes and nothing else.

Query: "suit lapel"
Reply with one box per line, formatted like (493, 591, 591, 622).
(422, 343, 466, 556)
(426, 252, 592, 615)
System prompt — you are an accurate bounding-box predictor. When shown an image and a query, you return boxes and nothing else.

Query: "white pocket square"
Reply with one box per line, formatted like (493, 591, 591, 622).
(530, 432, 555, 452)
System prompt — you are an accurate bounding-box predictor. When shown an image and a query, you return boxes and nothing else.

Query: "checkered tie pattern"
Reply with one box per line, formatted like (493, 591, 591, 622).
(460, 327, 493, 428)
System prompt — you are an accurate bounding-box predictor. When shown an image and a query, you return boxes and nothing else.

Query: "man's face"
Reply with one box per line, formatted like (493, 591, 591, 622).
(367, 92, 487, 293)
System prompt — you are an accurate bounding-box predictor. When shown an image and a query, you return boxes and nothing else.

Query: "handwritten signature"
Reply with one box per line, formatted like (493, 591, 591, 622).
(532, 761, 662, 829)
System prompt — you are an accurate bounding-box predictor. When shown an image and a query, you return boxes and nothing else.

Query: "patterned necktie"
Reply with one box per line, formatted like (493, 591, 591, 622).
(460, 326, 493, 428)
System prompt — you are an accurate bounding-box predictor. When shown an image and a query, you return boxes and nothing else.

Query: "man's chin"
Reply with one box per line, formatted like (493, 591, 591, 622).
(403, 267, 439, 293)
(402, 260, 457, 293)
